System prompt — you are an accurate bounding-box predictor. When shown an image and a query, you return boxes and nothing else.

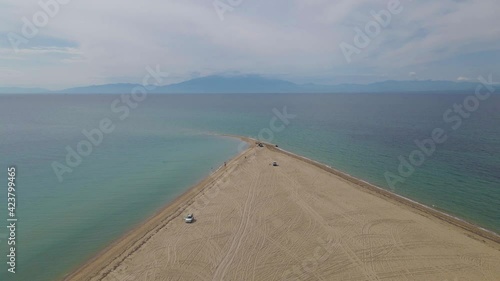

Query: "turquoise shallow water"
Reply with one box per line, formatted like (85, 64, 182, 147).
(0, 93, 499, 280)
(0, 95, 244, 280)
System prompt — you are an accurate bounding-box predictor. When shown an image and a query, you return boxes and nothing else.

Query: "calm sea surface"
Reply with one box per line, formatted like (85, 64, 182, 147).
(0, 93, 499, 280)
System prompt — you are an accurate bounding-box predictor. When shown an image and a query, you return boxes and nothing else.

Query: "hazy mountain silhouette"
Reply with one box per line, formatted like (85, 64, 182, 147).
(1, 75, 494, 94)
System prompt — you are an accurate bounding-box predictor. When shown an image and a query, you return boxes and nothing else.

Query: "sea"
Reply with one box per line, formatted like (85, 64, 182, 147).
(0, 93, 499, 280)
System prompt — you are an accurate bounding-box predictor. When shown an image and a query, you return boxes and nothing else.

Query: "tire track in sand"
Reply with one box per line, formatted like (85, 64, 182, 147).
(275, 161, 381, 281)
(211, 155, 259, 281)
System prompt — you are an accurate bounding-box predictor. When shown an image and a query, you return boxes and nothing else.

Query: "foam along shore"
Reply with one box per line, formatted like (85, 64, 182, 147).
(65, 138, 500, 281)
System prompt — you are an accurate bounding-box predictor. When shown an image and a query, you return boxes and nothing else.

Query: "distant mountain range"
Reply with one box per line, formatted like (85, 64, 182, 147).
(1, 75, 497, 94)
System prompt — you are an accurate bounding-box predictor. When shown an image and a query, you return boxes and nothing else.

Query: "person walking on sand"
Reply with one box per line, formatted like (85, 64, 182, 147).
(224, 162, 226, 167)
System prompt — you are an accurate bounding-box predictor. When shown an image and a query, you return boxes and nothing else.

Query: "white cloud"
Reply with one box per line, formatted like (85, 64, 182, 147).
(0, 0, 499, 88)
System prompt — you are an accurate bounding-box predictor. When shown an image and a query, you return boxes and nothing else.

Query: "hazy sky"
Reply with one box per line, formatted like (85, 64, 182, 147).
(1, 0, 499, 89)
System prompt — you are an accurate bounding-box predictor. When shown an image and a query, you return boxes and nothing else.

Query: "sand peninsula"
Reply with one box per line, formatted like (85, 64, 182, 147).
(65, 137, 500, 281)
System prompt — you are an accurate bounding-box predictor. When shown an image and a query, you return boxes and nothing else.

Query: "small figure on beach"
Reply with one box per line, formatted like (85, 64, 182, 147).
(224, 162, 226, 167)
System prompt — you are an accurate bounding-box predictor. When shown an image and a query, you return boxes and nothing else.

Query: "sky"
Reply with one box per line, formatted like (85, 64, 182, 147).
(0, 0, 499, 89)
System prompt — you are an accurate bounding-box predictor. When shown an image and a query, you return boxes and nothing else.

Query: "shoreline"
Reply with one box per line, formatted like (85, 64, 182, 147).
(265, 143, 500, 245)
(234, 135, 500, 242)
(63, 136, 254, 281)
(65, 135, 499, 280)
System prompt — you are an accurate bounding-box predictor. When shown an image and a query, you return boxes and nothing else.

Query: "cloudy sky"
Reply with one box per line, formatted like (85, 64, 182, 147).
(1, 0, 499, 89)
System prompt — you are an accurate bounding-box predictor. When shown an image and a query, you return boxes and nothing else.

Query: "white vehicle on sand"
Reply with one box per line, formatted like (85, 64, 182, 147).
(184, 214, 194, 223)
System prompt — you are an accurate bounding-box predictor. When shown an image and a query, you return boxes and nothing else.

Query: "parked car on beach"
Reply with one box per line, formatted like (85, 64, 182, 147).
(184, 214, 194, 223)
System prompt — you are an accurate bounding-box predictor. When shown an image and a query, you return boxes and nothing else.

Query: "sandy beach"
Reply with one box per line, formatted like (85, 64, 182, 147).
(66, 139, 500, 281)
